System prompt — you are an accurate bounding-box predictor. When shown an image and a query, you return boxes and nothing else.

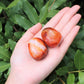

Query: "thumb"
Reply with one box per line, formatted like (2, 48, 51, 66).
(20, 23, 42, 42)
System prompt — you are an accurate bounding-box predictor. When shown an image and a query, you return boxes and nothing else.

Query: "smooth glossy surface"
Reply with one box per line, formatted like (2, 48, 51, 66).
(41, 27, 62, 47)
(28, 38, 48, 60)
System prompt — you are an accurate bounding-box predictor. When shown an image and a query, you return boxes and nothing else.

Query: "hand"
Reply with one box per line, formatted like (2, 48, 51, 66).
(6, 5, 81, 84)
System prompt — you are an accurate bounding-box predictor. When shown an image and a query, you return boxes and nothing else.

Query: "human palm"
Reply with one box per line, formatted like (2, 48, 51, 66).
(10, 5, 81, 84)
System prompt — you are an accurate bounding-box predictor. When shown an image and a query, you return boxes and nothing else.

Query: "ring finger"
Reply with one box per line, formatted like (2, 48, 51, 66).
(61, 14, 81, 38)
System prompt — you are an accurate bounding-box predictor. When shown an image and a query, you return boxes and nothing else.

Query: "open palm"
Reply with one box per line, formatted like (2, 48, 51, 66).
(10, 5, 81, 84)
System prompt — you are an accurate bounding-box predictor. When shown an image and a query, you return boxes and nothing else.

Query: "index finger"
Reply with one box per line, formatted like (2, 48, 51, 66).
(43, 7, 70, 28)
(35, 7, 70, 38)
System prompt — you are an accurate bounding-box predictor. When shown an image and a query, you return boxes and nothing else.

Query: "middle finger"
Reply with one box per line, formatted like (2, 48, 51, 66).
(55, 5, 80, 31)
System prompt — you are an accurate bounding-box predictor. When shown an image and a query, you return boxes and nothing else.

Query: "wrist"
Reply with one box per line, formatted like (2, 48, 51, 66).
(5, 68, 36, 84)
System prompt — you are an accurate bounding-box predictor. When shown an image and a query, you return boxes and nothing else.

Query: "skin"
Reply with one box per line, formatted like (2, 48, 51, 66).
(5, 5, 81, 84)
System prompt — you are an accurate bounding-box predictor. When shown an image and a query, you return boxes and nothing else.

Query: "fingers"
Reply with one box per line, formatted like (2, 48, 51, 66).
(19, 23, 42, 42)
(34, 7, 69, 38)
(43, 7, 70, 28)
(55, 5, 80, 31)
(61, 14, 81, 38)
(60, 25, 80, 55)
